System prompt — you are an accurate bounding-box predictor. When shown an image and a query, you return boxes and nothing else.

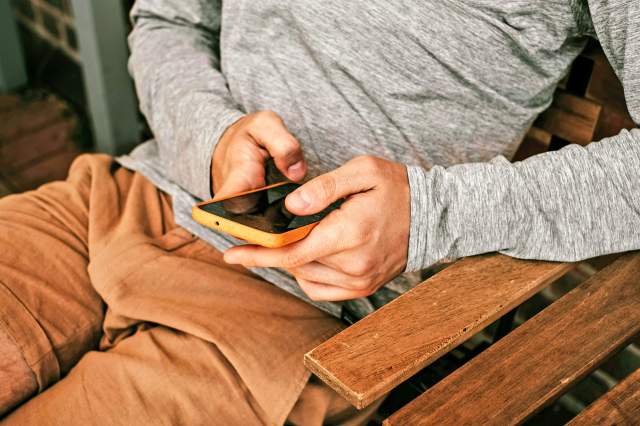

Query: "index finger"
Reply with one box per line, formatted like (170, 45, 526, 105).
(223, 218, 352, 268)
(248, 112, 306, 181)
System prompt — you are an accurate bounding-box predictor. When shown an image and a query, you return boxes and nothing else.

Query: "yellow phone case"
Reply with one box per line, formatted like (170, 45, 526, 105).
(192, 182, 317, 248)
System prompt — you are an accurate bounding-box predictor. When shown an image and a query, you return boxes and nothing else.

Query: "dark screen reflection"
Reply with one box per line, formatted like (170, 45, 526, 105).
(201, 183, 343, 233)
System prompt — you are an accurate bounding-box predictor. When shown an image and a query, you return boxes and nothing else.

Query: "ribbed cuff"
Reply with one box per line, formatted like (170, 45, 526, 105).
(404, 165, 433, 272)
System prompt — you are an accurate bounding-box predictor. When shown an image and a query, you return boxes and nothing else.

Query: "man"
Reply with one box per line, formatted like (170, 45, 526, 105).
(1, 0, 638, 424)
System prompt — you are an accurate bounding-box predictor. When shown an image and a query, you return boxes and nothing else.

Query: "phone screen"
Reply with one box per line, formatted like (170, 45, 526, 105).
(199, 183, 343, 234)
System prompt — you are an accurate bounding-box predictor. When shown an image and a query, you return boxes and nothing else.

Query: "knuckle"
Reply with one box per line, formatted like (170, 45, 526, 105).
(276, 136, 300, 157)
(257, 110, 279, 121)
(360, 285, 375, 297)
(283, 251, 305, 269)
(353, 155, 381, 172)
(347, 256, 376, 277)
(353, 279, 372, 292)
(250, 110, 279, 127)
(315, 174, 337, 201)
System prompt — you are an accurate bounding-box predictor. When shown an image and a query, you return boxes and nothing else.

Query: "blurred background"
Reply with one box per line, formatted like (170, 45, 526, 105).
(1, 1, 638, 424)
(1, 0, 143, 196)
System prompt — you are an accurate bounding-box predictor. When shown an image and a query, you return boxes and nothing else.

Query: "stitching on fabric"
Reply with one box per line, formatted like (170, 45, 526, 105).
(0, 278, 100, 375)
(0, 316, 36, 383)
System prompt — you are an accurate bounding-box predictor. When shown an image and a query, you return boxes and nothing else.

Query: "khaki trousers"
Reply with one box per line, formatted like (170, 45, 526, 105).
(0, 154, 367, 425)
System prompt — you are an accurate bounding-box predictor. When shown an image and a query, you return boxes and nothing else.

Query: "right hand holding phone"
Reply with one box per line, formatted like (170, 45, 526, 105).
(224, 155, 411, 302)
(212, 111, 307, 212)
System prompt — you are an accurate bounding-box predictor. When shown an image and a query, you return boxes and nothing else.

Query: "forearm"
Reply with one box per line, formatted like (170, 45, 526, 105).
(128, 0, 244, 199)
(406, 128, 640, 271)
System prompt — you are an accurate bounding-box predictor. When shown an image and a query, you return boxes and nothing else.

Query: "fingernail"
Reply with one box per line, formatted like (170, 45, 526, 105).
(287, 161, 305, 178)
(287, 190, 311, 211)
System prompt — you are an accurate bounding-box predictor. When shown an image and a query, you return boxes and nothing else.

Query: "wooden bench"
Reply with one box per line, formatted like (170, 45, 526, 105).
(568, 367, 640, 425)
(306, 43, 640, 424)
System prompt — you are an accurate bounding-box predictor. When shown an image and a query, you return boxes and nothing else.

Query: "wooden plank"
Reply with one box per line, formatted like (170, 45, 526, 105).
(305, 255, 571, 409)
(0, 118, 76, 171)
(0, 96, 69, 142)
(385, 253, 640, 426)
(0, 94, 21, 112)
(593, 108, 637, 142)
(534, 91, 601, 145)
(585, 48, 631, 119)
(568, 368, 640, 426)
(512, 127, 552, 161)
(6, 147, 79, 191)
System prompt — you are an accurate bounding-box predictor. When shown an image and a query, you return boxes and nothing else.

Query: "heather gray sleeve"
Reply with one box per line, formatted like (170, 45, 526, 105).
(405, 0, 640, 271)
(128, 0, 244, 200)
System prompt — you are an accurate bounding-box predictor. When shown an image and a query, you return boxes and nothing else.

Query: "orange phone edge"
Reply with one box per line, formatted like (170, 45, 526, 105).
(191, 182, 317, 248)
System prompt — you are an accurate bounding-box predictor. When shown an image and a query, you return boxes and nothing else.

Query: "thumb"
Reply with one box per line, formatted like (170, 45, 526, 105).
(285, 158, 374, 215)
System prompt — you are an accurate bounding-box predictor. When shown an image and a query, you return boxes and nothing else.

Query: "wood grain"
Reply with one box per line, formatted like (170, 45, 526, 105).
(584, 47, 630, 119)
(568, 367, 640, 426)
(385, 253, 640, 426)
(0, 96, 69, 142)
(534, 91, 601, 145)
(593, 108, 637, 142)
(305, 254, 571, 409)
(513, 127, 552, 161)
(583, 46, 636, 142)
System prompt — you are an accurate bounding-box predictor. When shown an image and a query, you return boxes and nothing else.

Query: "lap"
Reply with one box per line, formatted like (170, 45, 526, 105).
(3, 326, 270, 425)
(0, 155, 107, 413)
(0, 154, 344, 424)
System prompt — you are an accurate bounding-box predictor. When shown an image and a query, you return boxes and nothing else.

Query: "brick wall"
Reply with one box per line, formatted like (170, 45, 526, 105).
(11, 0, 79, 62)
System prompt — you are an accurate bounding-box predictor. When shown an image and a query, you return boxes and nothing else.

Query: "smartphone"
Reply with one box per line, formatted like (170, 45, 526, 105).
(192, 182, 343, 248)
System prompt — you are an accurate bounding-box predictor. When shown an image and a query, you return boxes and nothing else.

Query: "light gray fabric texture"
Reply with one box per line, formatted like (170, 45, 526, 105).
(122, 0, 639, 318)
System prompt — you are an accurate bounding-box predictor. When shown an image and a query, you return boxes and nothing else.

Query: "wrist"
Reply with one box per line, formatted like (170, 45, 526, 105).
(210, 112, 246, 196)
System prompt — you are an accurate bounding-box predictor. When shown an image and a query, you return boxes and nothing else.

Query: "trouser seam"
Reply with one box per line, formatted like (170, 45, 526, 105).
(0, 278, 100, 367)
(0, 315, 34, 379)
(22, 322, 100, 369)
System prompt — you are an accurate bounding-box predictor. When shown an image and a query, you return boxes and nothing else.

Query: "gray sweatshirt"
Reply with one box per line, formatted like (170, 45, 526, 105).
(120, 0, 640, 318)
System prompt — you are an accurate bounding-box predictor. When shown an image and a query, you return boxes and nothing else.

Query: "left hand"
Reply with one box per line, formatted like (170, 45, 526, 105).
(223, 155, 411, 301)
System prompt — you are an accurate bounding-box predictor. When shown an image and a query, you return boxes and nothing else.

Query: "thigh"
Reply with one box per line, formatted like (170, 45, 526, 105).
(2, 326, 268, 426)
(0, 156, 108, 414)
(1, 152, 346, 423)
(73, 164, 345, 424)
(88, 234, 344, 425)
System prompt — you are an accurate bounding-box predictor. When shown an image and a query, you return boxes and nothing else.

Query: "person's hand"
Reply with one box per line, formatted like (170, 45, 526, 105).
(223, 156, 410, 301)
(212, 111, 306, 212)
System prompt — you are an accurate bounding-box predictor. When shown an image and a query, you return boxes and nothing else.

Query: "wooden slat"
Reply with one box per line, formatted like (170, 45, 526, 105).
(513, 126, 552, 161)
(584, 47, 630, 119)
(305, 255, 571, 409)
(0, 96, 69, 142)
(534, 91, 601, 145)
(593, 108, 637, 142)
(568, 368, 640, 425)
(0, 94, 21, 112)
(0, 118, 76, 171)
(385, 253, 640, 426)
